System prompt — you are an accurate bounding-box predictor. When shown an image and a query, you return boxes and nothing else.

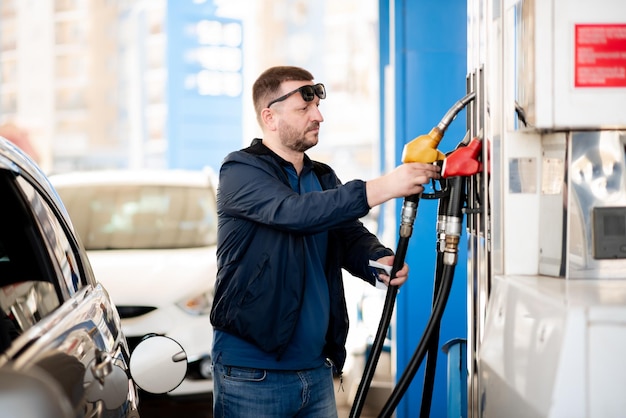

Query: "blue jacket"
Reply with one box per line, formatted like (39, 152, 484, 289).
(209, 139, 393, 373)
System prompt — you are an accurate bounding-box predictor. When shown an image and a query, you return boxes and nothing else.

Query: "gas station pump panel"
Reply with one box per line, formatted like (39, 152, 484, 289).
(470, 0, 626, 416)
(514, 0, 626, 130)
(510, 0, 626, 278)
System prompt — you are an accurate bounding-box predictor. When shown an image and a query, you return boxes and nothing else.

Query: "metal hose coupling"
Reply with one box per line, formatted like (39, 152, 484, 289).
(436, 214, 448, 252)
(399, 198, 419, 238)
(443, 216, 462, 266)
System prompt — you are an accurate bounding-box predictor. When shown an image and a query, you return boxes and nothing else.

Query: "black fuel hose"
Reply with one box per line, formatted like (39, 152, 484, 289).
(378, 261, 456, 418)
(351, 93, 475, 418)
(380, 178, 464, 418)
(378, 175, 464, 417)
(349, 194, 420, 418)
(419, 191, 448, 418)
(418, 175, 464, 417)
(419, 254, 443, 418)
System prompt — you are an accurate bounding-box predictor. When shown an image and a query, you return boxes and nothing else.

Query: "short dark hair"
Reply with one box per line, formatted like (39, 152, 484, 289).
(252, 66, 314, 123)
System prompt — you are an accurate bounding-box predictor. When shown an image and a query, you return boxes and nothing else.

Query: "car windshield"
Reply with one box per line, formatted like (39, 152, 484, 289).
(56, 184, 217, 250)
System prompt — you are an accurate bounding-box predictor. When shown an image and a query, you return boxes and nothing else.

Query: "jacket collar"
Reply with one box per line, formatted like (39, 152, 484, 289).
(247, 138, 314, 171)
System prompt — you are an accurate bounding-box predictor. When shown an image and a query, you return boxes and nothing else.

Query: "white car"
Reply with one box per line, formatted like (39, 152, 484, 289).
(50, 169, 217, 397)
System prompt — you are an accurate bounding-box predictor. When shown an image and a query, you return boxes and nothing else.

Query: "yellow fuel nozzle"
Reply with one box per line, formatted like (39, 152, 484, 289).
(401, 127, 446, 164)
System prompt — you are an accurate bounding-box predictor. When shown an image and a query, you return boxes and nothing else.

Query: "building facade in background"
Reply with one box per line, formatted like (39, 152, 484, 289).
(0, 0, 378, 182)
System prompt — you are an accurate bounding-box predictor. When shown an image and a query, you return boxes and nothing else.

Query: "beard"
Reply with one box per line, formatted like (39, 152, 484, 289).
(278, 121, 319, 153)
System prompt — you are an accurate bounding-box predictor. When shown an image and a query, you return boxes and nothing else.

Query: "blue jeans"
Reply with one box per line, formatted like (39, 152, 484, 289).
(212, 358, 338, 418)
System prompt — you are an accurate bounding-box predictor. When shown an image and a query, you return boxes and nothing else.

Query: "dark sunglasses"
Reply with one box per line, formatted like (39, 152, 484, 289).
(267, 83, 326, 108)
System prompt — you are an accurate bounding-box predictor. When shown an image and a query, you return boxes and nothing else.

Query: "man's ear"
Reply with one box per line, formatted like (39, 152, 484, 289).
(261, 108, 278, 131)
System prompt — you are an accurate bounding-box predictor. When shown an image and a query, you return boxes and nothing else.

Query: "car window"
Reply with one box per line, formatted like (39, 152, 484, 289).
(56, 184, 218, 250)
(0, 172, 84, 353)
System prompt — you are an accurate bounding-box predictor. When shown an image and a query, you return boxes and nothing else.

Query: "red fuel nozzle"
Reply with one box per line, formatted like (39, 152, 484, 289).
(401, 127, 446, 164)
(442, 137, 483, 178)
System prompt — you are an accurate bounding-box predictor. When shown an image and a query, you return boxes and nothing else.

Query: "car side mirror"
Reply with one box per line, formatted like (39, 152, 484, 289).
(129, 334, 188, 394)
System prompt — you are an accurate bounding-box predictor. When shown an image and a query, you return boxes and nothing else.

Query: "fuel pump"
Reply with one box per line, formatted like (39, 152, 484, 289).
(419, 135, 483, 418)
(349, 93, 477, 418)
(378, 137, 483, 418)
(464, 1, 626, 416)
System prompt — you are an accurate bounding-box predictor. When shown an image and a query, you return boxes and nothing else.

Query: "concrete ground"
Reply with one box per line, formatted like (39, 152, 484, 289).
(335, 350, 393, 418)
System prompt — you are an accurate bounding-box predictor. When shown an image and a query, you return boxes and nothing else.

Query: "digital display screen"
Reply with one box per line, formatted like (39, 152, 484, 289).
(604, 214, 626, 237)
(593, 206, 626, 259)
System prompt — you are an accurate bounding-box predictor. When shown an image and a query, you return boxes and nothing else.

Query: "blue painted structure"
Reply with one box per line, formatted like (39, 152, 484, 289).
(166, 0, 243, 172)
(442, 338, 468, 417)
(379, 1, 468, 416)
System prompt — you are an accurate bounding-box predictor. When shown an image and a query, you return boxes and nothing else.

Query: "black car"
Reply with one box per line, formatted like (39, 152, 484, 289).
(0, 136, 186, 417)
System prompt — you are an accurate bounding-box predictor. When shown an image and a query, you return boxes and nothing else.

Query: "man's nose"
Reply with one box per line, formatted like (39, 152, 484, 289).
(312, 105, 324, 122)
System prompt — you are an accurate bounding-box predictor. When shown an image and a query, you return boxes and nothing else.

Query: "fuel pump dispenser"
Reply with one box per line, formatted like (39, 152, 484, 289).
(350, 93, 481, 418)
(418, 136, 483, 418)
(378, 138, 483, 418)
(355, 0, 625, 417)
(465, 0, 626, 416)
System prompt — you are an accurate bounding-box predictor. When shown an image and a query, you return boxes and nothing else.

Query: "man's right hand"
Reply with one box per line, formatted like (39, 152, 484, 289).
(365, 162, 440, 207)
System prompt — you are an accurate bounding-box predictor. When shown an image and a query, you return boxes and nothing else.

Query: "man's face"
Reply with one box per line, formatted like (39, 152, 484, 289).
(272, 81, 324, 153)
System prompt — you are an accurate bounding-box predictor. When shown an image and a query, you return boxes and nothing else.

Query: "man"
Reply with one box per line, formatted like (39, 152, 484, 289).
(210, 66, 439, 417)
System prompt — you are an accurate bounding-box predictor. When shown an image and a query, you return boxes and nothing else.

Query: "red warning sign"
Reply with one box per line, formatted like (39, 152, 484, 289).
(575, 24, 626, 88)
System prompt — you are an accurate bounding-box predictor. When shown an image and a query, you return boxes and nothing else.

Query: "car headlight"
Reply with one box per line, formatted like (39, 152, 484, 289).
(176, 291, 213, 315)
